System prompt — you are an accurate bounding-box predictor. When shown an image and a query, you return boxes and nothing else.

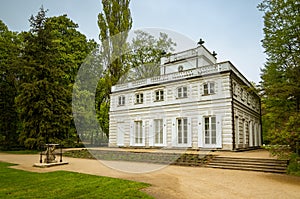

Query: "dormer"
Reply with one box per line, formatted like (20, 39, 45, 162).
(160, 44, 217, 75)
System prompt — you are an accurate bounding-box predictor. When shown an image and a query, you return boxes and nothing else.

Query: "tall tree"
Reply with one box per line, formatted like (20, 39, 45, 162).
(258, 0, 300, 151)
(96, 0, 132, 138)
(125, 30, 176, 81)
(0, 20, 21, 149)
(16, 7, 96, 149)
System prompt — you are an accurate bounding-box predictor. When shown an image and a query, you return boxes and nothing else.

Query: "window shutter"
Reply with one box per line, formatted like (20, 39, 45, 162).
(172, 118, 177, 146)
(142, 120, 146, 146)
(149, 120, 154, 146)
(198, 116, 203, 147)
(216, 115, 222, 148)
(187, 117, 192, 147)
(163, 118, 167, 146)
(130, 121, 134, 146)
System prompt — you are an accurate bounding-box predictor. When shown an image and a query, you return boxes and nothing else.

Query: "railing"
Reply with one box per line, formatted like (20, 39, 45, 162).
(112, 62, 232, 92)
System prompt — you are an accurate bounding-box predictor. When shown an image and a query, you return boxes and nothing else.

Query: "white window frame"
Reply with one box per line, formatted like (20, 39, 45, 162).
(154, 119, 164, 146)
(118, 95, 125, 106)
(154, 90, 164, 102)
(133, 120, 144, 146)
(135, 93, 143, 104)
(177, 118, 188, 145)
(177, 86, 187, 98)
(204, 116, 217, 145)
(203, 82, 215, 95)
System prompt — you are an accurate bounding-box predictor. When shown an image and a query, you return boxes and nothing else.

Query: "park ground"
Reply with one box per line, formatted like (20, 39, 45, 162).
(0, 149, 300, 199)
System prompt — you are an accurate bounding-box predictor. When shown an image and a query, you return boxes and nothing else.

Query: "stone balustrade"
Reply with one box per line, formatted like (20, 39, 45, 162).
(112, 61, 233, 92)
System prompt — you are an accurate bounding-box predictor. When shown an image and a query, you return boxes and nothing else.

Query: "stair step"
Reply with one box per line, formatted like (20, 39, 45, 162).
(207, 163, 286, 170)
(213, 157, 288, 163)
(206, 165, 286, 174)
(206, 156, 288, 174)
(210, 160, 287, 166)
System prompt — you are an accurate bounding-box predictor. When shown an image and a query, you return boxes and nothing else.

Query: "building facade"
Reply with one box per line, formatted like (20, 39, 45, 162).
(109, 45, 262, 150)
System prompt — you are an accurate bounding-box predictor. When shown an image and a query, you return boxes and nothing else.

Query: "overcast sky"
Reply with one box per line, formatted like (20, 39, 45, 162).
(0, 0, 265, 83)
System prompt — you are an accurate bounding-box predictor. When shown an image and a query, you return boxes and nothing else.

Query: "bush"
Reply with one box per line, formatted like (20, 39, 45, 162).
(287, 153, 300, 176)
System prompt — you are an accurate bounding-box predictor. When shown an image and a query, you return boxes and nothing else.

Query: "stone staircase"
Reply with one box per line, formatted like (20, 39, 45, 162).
(206, 156, 288, 174)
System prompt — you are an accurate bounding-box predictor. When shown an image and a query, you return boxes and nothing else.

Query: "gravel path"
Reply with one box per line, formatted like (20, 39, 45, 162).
(0, 152, 300, 199)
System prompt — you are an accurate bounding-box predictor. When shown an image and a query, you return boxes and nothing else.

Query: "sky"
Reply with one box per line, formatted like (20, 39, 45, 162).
(0, 0, 265, 83)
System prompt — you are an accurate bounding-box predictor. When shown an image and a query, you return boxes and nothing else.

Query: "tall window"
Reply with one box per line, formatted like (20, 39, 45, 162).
(135, 93, 143, 104)
(203, 82, 215, 95)
(155, 90, 164, 101)
(177, 86, 187, 98)
(204, 116, 216, 145)
(134, 121, 143, 144)
(118, 96, 125, 106)
(177, 118, 188, 144)
(154, 119, 163, 144)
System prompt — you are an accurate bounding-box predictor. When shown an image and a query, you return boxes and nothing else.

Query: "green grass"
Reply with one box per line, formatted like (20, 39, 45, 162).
(0, 162, 153, 199)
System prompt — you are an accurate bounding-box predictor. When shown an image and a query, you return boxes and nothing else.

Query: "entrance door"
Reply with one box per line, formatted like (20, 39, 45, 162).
(117, 123, 125, 146)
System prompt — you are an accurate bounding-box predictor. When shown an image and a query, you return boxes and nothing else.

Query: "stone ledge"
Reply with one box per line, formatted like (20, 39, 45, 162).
(33, 162, 69, 168)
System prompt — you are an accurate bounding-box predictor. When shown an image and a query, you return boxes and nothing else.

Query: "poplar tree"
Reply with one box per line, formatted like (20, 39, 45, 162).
(96, 0, 132, 137)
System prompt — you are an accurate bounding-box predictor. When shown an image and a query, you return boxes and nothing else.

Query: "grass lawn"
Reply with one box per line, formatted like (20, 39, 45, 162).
(0, 162, 153, 199)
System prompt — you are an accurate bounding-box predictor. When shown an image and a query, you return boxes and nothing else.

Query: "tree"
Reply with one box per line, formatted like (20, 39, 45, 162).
(0, 20, 21, 149)
(258, 0, 300, 151)
(96, 0, 132, 138)
(124, 30, 176, 81)
(16, 7, 96, 149)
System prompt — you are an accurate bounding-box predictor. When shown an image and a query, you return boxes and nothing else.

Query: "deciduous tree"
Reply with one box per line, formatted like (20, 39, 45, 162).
(258, 0, 300, 151)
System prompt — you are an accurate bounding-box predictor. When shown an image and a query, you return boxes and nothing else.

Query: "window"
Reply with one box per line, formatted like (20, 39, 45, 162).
(118, 96, 125, 106)
(134, 121, 143, 144)
(177, 118, 188, 144)
(241, 88, 244, 101)
(155, 90, 164, 101)
(135, 93, 143, 104)
(204, 116, 216, 145)
(154, 119, 164, 144)
(203, 82, 215, 95)
(233, 82, 237, 96)
(247, 93, 250, 104)
(177, 86, 187, 98)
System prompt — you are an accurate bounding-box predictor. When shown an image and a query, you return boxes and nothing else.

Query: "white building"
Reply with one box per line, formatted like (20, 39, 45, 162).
(109, 44, 262, 150)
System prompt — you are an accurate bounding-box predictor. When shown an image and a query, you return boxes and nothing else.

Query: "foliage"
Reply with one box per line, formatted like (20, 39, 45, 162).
(96, 0, 133, 137)
(287, 153, 300, 176)
(123, 30, 176, 82)
(262, 144, 291, 160)
(0, 162, 152, 199)
(258, 0, 300, 151)
(15, 7, 96, 149)
(0, 20, 21, 150)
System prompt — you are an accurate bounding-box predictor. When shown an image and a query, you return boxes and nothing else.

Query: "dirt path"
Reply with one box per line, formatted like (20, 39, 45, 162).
(0, 153, 300, 199)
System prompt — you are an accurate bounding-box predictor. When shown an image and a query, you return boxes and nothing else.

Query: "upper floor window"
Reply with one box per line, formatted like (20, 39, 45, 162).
(155, 90, 164, 101)
(233, 82, 237, 96)
(118, 95, 125, 106)
(177, 86, 187, 98)
(203, 82, 215, 95)
(241, 88, 244, 101)
(135, 93, 143, 104)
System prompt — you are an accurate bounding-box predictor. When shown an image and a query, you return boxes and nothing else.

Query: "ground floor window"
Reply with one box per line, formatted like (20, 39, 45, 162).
(134, 121, 143, 144)
(154, 119, 164, 144)
(177, 118, 188, 144)
(204, 116, 216, 145)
